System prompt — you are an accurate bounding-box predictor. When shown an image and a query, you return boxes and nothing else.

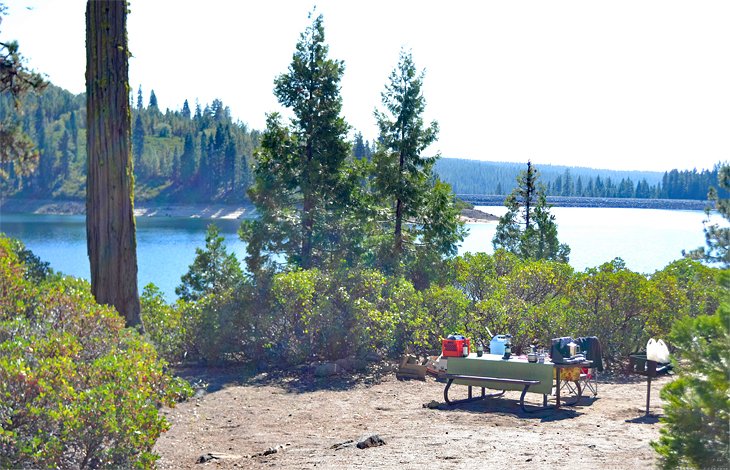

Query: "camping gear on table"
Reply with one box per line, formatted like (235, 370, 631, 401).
(489, 334, 511, 355)
(442, 334, 471, 357)
(502, 336, 512, 359)
(527, 344, 538, 363)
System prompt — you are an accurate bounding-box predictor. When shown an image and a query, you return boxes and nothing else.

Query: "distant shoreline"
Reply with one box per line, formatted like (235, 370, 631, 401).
(0, 198, 256, 219)
(459, 194, 711, 211)
(1, 195, 710, 222)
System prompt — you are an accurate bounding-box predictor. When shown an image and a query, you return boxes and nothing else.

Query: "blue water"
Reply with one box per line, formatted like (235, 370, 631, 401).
(0, 206, 714, 302)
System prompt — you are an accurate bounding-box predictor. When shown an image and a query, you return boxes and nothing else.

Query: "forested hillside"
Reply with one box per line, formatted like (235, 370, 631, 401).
(0, 83, 724, 204)
(435, 158, 724, 200)
(0, 84, 260, 203)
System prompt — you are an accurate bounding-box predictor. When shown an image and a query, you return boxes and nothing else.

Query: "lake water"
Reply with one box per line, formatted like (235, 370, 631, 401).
(0, 206, 716, 302)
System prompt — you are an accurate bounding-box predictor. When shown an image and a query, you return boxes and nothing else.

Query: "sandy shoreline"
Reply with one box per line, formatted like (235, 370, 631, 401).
(0, 198, 256, 220)
(1, 198, 497, 223)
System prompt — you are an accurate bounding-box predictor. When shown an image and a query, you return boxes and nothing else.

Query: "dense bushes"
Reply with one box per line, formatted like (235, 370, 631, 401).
(143, 238, 724, 369)
(0, 236, 191, 469)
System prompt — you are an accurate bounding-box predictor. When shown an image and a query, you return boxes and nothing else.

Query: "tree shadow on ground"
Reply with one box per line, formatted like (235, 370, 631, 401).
(173, 361, 396, 395)
(625, 414, 662, 424)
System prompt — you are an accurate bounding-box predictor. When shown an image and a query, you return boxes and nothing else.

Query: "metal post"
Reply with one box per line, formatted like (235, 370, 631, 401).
(646, 376, 652, 416)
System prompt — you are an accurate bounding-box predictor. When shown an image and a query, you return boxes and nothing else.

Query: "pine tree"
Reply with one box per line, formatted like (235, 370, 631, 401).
(149, 89, 158, 111)
(373, 50, 439, 257)
(136, 85, 143, 109)
(180, 133, 197, 183)
(132, 113, 145, 162)
(181, 99, 191, 119)
(242, 13, 354, 271)
(493, 161, 570, 262)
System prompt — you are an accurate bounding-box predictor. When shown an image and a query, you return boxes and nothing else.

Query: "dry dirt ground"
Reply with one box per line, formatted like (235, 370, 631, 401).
(154, 365, 671, 469)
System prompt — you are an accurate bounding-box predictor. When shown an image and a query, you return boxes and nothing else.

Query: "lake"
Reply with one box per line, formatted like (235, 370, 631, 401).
(0, 206, 716, 302)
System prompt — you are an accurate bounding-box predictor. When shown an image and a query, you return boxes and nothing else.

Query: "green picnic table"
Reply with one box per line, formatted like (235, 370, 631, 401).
(444, 353, 588, 412)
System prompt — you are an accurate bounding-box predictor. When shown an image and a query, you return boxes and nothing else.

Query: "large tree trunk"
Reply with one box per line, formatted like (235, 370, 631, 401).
(85, 0, 142, 328)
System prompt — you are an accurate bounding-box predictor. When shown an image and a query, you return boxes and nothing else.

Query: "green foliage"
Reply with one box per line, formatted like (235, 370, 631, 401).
(269, 268, 404, 364)
(176, 223, 245, 302)
(567, 259, 660, 365)
(651, 271, 730, 469)
(244, 14, 363, 272)
(493, 162, 570, 262)
(371, 50, 464, 280)
(0, 5, 47, 180)
(140, 283, 186, 363)
(685, 163, 730, 267)
(0, 235, 192, 469)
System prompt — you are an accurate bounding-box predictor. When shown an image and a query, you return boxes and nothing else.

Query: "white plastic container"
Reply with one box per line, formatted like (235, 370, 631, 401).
(656, 339, 670, 363)
(646, 338, 658, 361)
(489, 335, 508, 355)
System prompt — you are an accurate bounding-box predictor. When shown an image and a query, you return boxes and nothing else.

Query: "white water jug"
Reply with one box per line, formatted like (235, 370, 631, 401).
(656, 339, 670, 363)
(646, 338, 658, 361)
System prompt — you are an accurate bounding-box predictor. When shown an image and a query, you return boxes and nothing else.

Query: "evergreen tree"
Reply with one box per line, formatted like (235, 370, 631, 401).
(181, 99, 191, 119)
(136, 85, 143, 109)
(685, 164, 730, 267)
(0, 4, 46, 179)
(372, 50, 441, 259)
(85, 0, 141, 328)
(242, 13, 354, 271)
(132, 113, 145, 162)
(149, 89, 158, 111)
(493, 161, 570, 262)
(352, 131, 369, 159)
(180, 133, 196, 183)
(58, 130, 72, 179)
(176, 224, 244, 302)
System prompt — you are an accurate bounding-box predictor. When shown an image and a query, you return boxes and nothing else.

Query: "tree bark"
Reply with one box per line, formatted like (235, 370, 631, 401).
(85, 0, 142, 328)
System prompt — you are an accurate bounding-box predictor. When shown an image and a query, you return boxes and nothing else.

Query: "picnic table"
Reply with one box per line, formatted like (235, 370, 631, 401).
(444, 353, 591, 412)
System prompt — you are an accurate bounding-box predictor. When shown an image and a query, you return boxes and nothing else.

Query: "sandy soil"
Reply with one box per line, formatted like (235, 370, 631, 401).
(154, 365, 670, 469)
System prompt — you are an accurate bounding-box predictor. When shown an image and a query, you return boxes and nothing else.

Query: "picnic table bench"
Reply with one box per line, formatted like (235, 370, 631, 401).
(444, 374, 546, 412)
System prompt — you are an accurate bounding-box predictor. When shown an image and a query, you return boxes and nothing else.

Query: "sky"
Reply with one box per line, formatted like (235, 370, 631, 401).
(2, 0, 729, 172)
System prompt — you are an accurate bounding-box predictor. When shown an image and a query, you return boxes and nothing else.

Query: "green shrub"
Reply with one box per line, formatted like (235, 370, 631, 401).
(0, 236, 192, 469)
(651, 273, 730, 468)
(567, 259, 662, 366)
(140, 283, 186, 363)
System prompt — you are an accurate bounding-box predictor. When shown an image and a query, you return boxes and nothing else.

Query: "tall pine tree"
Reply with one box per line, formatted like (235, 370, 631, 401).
(372, 50, 463, 279)
(242, 13, 355, 272)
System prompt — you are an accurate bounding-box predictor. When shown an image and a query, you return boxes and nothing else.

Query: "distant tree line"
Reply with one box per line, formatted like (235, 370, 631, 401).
(1, 84, 724, 204)
(435, 158, 727, 201)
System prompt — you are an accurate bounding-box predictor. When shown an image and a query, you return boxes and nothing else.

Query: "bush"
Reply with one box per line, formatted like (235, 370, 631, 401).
(651, 272, 730, 469)
(140, 283, 186, 363)
(0, 236, 192, 468)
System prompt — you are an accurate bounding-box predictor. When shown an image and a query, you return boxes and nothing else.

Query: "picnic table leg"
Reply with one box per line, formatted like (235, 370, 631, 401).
(444, 379, 454, 404)
(555, 368, 561, 409)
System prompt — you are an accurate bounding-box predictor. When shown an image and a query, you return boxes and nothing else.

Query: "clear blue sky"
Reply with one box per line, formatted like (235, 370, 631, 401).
(3, 0, 729, 172)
